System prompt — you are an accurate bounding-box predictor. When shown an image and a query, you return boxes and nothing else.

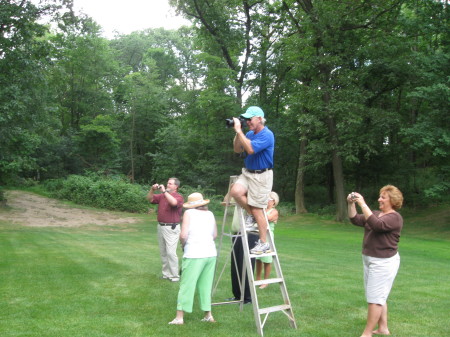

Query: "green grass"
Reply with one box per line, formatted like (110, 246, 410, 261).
(0, 202, 449, 337)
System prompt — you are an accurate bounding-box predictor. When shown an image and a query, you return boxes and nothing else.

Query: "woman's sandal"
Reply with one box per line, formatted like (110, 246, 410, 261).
(201, 316, 216, 323)
(168, 318, 184, 325)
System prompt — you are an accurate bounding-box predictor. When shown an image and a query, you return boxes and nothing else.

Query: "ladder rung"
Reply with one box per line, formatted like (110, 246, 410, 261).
(254, 278, 283, 286)
(258, 304, 292, 315)
(222, 233, 242, 238)
(221, 202, 236, 206)
(212, 299, 241, 306)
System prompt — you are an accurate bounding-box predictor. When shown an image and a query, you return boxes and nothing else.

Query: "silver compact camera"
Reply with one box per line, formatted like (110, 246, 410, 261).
(351, 192, 356, 200)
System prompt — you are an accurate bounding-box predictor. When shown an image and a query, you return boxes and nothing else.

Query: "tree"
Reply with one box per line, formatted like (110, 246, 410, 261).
(396, 0, 450, 204)
(170, 0, 265, 106)
(49, 14, 119, 132)
(110, 28, 197, 183)
(74, 115, 120, 172)
(280, 0, 408, 220)
(0, 0, 71, 184)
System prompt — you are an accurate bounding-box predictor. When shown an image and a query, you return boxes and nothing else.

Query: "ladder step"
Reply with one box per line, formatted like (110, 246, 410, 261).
(223, 232, 242, 238)
(254, 278, 283, 286)
(259, 304, 293, 315)
(221, 201, 236, 206)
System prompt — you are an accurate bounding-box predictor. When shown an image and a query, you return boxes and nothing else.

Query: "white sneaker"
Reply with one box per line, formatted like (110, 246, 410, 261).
(245, 214, 256, 228)
(245, 214, 255, 226)
(250, 240, 271, 255)
(245, 223, 259, 232)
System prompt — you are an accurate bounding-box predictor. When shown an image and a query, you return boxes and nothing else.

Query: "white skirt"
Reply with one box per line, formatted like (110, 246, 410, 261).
(363, 253, 400, 305)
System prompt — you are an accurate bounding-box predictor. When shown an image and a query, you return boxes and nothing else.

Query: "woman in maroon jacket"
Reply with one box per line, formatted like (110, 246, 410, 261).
(347, 185, 404, 337)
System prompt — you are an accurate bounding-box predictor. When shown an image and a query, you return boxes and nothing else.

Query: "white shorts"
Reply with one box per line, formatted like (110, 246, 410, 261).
(363, 253, 400, 305)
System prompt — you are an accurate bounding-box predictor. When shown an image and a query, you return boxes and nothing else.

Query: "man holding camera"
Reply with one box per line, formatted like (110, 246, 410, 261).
(147, 178, 184, 282)
(230, 106, 275, 254)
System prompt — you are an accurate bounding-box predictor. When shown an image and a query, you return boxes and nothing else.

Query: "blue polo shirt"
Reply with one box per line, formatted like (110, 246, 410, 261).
(244, 126, 274, 170)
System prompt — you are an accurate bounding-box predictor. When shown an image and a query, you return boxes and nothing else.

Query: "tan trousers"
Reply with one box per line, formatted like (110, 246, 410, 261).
(157, 224, 180, 279)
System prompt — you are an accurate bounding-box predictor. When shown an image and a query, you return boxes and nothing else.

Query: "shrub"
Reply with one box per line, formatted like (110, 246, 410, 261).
(43, 175, 148, 213)
(178, 184, 224, 215)
(276, 202, 296, 217)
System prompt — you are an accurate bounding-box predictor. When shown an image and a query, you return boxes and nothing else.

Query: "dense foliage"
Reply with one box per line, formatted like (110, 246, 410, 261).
(0, 0, 448, 218)
(42, 174, 226, 214)
(43, 174, 149, 213)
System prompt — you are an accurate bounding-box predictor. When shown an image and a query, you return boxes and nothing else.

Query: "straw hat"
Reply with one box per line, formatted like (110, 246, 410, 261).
(183, 192, 210, 209)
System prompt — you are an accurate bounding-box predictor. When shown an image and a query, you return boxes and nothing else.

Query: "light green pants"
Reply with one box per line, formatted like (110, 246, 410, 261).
(176, 257, 216, 313)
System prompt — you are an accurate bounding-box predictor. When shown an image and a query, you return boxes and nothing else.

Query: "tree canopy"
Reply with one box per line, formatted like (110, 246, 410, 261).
(1, 0, 448, 219)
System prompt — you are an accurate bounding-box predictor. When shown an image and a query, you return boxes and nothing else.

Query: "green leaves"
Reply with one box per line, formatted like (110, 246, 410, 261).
(1, 0, 448, 210)
(44, 174, 149, 213)
(75, 116, 121, 172)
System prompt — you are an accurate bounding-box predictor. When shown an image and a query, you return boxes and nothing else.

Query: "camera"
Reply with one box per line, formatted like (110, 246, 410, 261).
(225, 116, 248, 128)
(351, 193, 356, 200)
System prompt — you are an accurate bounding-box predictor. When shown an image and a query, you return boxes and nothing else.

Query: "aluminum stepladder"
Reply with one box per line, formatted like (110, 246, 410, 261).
(212, 175, 297, 336)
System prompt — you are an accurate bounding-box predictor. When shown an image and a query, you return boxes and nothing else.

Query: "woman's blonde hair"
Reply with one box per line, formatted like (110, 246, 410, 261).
(269, 191, 279, 207)
(380, 185, 404, 210)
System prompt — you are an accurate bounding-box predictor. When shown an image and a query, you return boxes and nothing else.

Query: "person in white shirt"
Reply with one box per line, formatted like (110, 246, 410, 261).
(168, 192, 217, 325)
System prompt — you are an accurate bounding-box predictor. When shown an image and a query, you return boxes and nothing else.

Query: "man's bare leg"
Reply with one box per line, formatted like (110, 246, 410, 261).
(251, 207, 267, 242)
(230, 183, 252, 215)
(231, 183, 268, 245)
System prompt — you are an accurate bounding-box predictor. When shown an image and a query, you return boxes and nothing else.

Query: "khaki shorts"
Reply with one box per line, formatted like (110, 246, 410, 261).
(363, 253, 400, 305)
(235, 168, 273, 209)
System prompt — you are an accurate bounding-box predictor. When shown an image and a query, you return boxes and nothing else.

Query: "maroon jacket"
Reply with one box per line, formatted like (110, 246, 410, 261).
(151, 192, 183, 223)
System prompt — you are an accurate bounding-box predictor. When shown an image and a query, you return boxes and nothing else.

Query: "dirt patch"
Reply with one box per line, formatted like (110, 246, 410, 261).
(0, 190, 141, 227)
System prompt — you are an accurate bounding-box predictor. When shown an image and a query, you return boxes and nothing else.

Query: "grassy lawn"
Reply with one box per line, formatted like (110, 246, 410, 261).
(0, 202, 449, 337)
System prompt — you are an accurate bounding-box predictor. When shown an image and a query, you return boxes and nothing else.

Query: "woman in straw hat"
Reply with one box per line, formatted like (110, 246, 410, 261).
(255, 191, 279, 289)
(168, 192, 217, 325)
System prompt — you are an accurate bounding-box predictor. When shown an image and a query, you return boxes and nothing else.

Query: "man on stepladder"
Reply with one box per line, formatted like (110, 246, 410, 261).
(230, 106, 275, 255)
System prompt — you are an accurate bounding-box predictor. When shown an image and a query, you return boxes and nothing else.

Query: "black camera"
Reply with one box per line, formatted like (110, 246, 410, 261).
(225, 116, 248, 128)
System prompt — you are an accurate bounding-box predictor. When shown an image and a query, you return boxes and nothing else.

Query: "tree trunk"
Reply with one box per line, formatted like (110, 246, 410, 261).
(295, 138, 308, 213)
(327, 115, 347, 221)
(129, 109, 136, 184)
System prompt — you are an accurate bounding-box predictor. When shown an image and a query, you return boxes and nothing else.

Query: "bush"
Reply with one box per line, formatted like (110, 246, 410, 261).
(276, 202, 296, 217)
(177, 184, 223, 214)
(43, 175, 148, 213)
(42, 176, 228, 214)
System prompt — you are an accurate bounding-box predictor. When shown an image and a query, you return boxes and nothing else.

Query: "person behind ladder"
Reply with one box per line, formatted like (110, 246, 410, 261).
(256, 191, 279, 288)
